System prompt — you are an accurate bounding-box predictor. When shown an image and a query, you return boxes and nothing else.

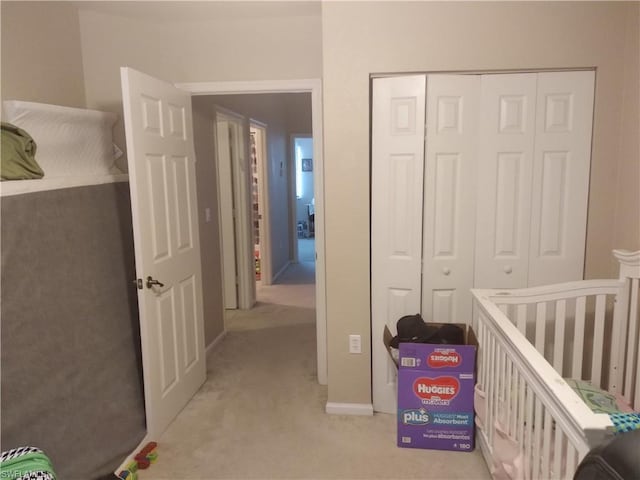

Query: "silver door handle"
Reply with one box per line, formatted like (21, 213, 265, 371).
(146, 276, 165, 289)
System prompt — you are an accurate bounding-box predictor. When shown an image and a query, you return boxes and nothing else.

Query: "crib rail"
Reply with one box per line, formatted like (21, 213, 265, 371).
(478, 280, 623, 391)
(472, 249, 640, 479)
(473, 294, 614, 479)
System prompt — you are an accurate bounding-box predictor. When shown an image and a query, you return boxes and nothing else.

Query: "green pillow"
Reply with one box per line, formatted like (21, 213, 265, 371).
(565, 378, 621, 414)
(1, 121, 44, 180)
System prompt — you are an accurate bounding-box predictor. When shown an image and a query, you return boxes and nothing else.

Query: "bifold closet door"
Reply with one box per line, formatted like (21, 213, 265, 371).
(371, 75, 426, 414)
(475, 71, 595, 288)
(528, 71, 594, 286)
(475, 73, 538, 289)
(421, 75, 480, 324)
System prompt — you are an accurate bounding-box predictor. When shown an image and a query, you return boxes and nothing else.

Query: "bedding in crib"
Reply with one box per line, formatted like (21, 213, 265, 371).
(475, 382, 640, 479)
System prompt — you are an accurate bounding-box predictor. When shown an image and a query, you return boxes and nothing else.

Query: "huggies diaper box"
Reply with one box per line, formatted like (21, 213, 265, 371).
(383, 324, 477, 452)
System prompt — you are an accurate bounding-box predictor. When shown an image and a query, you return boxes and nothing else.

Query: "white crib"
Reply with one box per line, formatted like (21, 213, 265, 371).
(472, 250, 640, 480)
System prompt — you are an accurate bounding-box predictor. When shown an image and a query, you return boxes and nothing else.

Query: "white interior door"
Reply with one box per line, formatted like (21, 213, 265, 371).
(475, 73, 538, 288)
(216, 119, 238, 309)
(422, 74, 480, 324)
(371, 75, 426, 414)
(229, 117, 256, 310)
(528, 70, 595, 285)
(216, 110, 256, 310)
(121, 67, 206, 437)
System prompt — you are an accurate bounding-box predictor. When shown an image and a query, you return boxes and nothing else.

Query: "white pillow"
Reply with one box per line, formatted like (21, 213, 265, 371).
(3, 100, 118, 177)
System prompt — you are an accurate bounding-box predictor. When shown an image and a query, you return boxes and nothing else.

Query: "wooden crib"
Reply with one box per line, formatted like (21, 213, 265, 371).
(471, 250, 640, 479)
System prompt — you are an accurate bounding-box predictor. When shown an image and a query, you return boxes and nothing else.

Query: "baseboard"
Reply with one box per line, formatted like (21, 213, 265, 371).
(205, 329, 227, 356)
(271, 260, 291, 283)
(325, 402, 374, 416)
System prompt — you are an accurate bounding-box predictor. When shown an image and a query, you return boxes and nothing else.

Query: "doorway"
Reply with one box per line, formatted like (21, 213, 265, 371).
(179, 79, 327, 386)
(292, 134, 315, 267)
(250, 121, 271, 287)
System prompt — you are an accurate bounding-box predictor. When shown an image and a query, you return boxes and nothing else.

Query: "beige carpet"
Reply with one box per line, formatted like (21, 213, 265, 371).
(137, 263, 490, 480)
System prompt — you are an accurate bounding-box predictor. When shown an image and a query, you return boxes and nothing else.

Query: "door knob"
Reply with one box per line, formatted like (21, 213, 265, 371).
(503, 266, 513, 274)
(442, 267, 451, 276)
(146, 276, 165, 289)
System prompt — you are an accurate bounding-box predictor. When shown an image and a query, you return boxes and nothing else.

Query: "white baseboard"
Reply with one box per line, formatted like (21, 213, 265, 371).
(271, 260, 291, 283)
(325, 402, 374, 416)
(205, 329, 227, 356)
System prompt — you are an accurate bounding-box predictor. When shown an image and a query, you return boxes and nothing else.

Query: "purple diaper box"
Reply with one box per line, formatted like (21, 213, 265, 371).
(383, 324, 477, 452)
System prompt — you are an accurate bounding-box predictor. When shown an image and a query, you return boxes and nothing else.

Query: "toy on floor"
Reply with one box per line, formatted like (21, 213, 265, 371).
(118, 442, 158, 479)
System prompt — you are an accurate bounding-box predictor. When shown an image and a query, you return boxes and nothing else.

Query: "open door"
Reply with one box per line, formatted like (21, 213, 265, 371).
(216, 118, 239, 309)
(215, 107, 256, 310)
(121, 67, 206, 437)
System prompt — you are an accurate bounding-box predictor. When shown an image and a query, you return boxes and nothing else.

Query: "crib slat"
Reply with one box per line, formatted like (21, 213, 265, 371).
(554, 299, 566, 375)
(572, 296, 587, 379)
(541, 407, 553, 479)
(553, 425, 563, 479)
(517, 303, 527, 335)
(627, 278, 639, 408)
(591, 294, 607, 387)
(488, 332, 497, 446)
(535, 302, 547, 356)
(518, 369, 526, 451)
(533, 398, 544, 479)
(511, 362, 519, 437)
(525, 385, 535, 480)
(565, 444, 577, 480)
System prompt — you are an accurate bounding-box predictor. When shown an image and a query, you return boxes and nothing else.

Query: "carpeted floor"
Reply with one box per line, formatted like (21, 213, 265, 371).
(137, 262, 490, 479)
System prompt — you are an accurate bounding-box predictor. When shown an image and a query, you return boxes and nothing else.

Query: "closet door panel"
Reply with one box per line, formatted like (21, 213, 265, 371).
(422, 75, 480, 323)
(372, 75, 426, 414)
(475, 73, 537, 289)
(528, 71, 595, 285)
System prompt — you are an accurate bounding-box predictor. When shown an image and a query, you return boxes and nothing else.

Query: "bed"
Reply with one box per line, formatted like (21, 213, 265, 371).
(1, 101, 146, 479)
(472, 249, 640, 480)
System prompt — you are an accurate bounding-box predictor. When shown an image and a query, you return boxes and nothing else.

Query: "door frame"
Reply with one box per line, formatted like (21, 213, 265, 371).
(178, 79, 327, 386)
(250, 119, 272, 285)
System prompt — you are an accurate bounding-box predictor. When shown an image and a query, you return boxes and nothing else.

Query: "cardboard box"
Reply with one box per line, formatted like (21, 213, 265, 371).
(383, 324, 477, 452)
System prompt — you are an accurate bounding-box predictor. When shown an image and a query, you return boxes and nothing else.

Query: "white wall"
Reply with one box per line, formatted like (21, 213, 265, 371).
(76, 2, 322, 165)
(321, 1, 640, 406)
(612, 3, 640, 264)
(1, 1, 86, 108)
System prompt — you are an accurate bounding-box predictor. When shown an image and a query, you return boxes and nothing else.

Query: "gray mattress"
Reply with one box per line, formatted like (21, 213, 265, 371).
(1, 182, 146, 479)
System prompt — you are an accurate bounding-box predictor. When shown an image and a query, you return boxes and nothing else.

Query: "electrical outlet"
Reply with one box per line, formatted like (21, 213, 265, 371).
(349, 334, 362, 354)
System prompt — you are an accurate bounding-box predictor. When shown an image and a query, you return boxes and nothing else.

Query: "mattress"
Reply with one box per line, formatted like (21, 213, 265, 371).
(2, 100, 120, 178)
(1, 182, 146, 479)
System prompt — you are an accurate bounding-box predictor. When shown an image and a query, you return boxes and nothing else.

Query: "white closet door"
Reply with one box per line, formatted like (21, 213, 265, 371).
(528, 71, 595, 285)
(422, 75, 480, 324)
(372, 75, 426, 414)
(475, 73, 538, 288)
